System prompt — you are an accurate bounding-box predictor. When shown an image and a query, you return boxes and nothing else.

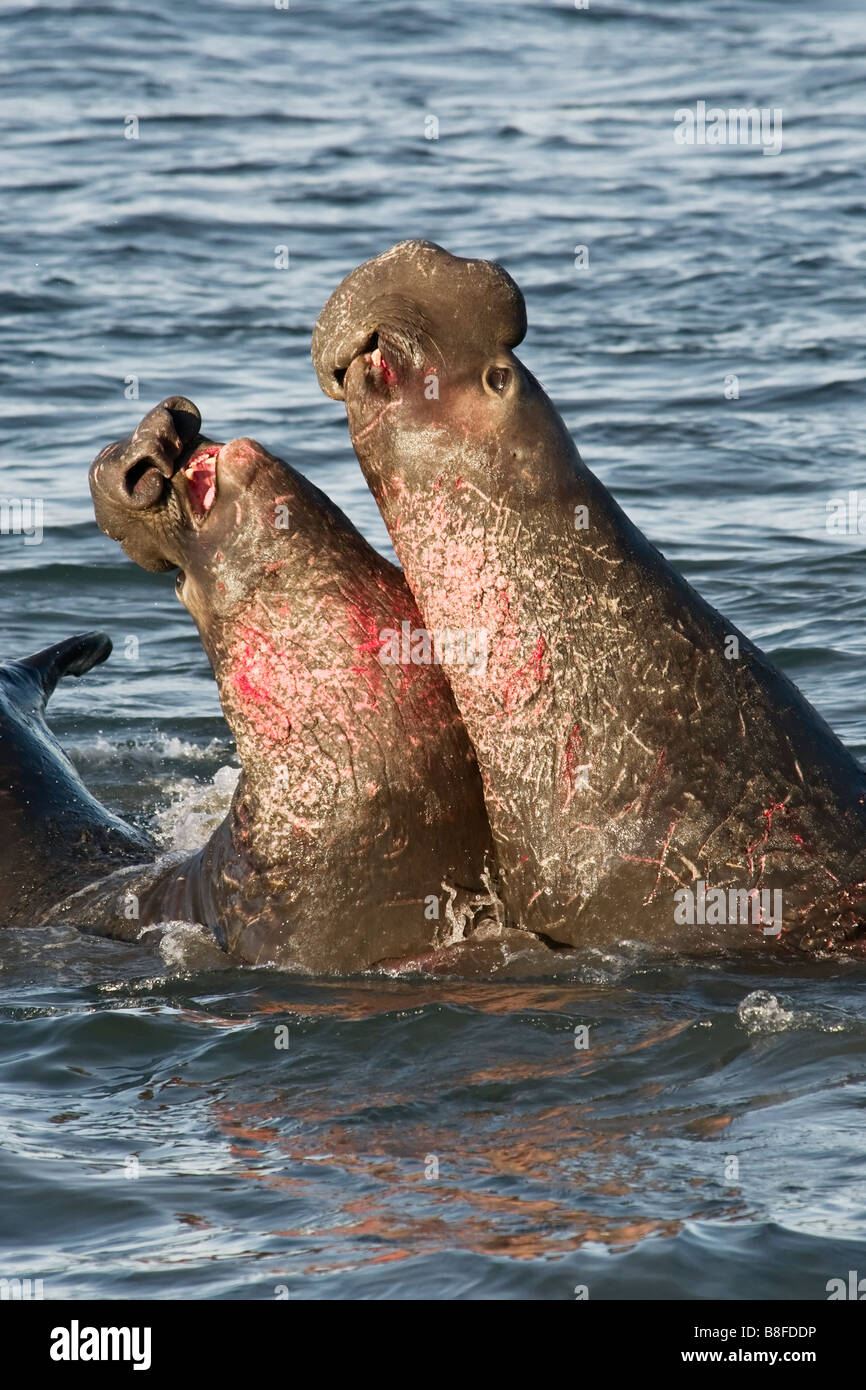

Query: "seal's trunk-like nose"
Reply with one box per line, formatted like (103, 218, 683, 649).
(311, 239, 527, 401)
(89, 396, 202, 511)
(89, 396, 202, 571)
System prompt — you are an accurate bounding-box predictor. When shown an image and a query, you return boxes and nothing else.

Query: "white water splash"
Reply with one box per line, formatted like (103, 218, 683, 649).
(78, 734, 232, 766)
(738, 989, 846, 1034)
(156, 920, 232, 971)
(154, 764, 240, 851)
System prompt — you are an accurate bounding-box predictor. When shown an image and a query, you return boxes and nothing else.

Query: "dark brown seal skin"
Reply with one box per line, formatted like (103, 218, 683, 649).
(84, 396, 508, 972)
(313, 239, 866, 956)
(0, 632, 156, 928)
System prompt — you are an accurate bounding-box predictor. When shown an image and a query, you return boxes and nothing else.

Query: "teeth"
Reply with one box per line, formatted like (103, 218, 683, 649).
(370, 347, 382, 368)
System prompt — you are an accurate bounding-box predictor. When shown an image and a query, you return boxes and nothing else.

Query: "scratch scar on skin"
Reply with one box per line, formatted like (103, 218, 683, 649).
(355, 397, 404, 443)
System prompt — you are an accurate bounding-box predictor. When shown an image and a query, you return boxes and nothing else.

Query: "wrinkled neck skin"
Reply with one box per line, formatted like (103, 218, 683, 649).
(195, 524, 442, 850)
(145, 467, 496, 970)
(347, 363, 866, 954)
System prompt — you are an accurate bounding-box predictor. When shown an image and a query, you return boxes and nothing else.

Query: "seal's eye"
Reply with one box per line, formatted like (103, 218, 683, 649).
(484, 366, 511, 395)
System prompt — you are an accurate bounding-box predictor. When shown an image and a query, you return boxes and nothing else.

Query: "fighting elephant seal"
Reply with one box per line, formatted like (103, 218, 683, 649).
(83, 396, 506, 970)
(313, 239, 866, 954)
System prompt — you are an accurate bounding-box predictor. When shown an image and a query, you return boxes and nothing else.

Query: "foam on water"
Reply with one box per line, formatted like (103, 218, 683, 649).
(156, 920, 237, 973)
(154, 764, 240, 851)
(737, 988, 849, 1035)
(75, 734, 233, 767)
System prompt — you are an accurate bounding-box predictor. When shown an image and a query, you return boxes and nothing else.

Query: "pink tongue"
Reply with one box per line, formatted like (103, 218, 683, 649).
(183, 452, 217, 512)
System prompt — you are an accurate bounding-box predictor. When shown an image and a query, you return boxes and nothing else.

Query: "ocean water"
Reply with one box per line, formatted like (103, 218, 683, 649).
(1, 0, 866, 1300)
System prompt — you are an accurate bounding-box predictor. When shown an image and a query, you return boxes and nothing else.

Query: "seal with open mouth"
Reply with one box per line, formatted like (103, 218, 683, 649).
(83, 396, 506, 971)
(313, 239, 866, 955)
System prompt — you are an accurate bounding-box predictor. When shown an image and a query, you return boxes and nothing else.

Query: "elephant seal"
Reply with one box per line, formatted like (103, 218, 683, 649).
(313, 239, 866, 954)
(84, 396, 506, 971)
(0, 631, 155, 928)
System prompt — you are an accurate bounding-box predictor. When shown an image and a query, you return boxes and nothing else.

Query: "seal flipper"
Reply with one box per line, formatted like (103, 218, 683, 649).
(11, 631, 112, 714)
(0, 630, 155, 929)
(0, 630, 226, 950)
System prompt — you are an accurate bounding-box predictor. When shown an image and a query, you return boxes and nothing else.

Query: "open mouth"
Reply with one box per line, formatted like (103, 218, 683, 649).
(366, 341, 398, 387)
(330, 333, 400, 398)
(180, 445, 220, 517)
